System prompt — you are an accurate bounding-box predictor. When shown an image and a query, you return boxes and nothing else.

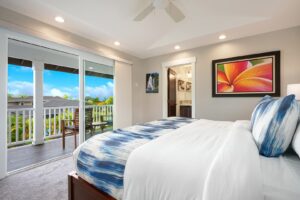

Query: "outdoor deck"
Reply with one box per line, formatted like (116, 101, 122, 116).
(8, 136, 76, 172)
(7, 126, 112, 172)
(7, 104, 113, 172)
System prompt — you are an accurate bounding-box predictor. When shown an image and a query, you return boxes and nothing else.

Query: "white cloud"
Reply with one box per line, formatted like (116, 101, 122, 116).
(18, 67, 32, 72)
(49, 88, 70, 97)
(8, 81, 33, 96)
(85, 82, 114, 99)
(8, 80, 113, 100)
(43, 70, 53, 76)
(107, 82, 114, 88)
(43, 84, 77, 99)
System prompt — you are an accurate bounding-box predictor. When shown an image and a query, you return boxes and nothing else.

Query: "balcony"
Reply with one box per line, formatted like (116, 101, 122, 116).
(7, 105, 113, 172)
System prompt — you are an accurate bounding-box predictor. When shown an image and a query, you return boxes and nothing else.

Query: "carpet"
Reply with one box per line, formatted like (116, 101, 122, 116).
(0, 156, 73, 200)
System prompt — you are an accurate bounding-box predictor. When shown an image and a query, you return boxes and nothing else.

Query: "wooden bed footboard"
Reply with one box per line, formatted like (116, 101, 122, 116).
(68, 171, 116, 200)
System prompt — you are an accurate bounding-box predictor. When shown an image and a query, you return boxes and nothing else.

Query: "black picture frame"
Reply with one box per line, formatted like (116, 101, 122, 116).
(212, 51, 280, 97)
(146, 73, 159, 93)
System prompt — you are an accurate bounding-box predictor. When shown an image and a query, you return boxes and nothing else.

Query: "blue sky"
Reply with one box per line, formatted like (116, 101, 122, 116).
(8, 64, 114, 100)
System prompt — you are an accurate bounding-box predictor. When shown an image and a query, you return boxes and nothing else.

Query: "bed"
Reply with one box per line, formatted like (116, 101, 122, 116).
(260, 154, 300, 200)
(69, 117, 300, 200)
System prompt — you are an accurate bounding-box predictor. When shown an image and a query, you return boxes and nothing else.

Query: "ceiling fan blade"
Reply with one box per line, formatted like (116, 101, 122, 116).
(134, 4, 155, 21)
(165, 2, 185, 23)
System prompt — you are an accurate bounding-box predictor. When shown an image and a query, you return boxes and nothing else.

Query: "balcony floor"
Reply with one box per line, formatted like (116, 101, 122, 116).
(8, 135, 77, 172)
(7, 127, 112, 172)
(8, 126, 113, 172)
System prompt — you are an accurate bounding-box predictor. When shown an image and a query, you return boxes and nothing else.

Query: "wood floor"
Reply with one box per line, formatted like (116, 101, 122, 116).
(7, 136, 76, 172)
(7, 126, 113, 172)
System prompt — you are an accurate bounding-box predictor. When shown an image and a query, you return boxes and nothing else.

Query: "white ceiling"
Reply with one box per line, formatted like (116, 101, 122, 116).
(0, 0, 299, 58)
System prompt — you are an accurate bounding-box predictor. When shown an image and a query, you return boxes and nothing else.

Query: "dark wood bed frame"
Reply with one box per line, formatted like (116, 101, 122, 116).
(68, 171, 116, 200)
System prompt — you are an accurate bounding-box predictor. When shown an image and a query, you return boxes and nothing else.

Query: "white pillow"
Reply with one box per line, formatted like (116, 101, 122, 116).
(292, 124, 300, 158)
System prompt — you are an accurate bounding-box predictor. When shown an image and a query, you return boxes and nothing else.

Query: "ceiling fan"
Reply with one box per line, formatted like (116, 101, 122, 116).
(134, 0, 185, 23)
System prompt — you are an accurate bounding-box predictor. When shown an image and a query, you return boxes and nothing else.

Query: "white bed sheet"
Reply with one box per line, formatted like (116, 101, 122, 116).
(73, 120, 300, 200)
(123, 119, 263, 200)
(260, 154, 300, 200)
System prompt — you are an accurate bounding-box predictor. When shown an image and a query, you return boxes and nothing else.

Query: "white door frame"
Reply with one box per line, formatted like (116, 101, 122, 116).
(162, 57, 196, 119)
(0, 30, 8, 179)
(79, 57, 85, 144)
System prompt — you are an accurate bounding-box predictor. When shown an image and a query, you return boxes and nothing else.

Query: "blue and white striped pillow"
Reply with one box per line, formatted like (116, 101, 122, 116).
(251, 95, 300, 157)
(292, 101, 300, 158)
(292, 124, 300, 158)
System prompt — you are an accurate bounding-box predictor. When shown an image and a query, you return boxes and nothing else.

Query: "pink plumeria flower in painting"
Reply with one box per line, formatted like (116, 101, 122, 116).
(217, 59, 273, 93)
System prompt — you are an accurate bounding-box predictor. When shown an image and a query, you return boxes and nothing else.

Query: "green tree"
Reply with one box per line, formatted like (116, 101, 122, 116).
(8, 93, 13, 99)
(63, 94, 69, 100)
(19, 95, 28, 98)
(105, 96, 113, 105)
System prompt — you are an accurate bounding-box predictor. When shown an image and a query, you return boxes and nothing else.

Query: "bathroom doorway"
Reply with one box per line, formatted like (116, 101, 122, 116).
(167, 65, 192, 118)
(162, 57, 196, 119)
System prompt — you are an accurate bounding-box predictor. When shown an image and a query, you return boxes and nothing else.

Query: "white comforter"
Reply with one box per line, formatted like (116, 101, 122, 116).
(123, 119, 263, 200)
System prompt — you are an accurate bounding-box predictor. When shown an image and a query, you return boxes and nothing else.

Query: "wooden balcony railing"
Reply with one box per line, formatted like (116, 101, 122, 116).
(7, 105, 113, 147)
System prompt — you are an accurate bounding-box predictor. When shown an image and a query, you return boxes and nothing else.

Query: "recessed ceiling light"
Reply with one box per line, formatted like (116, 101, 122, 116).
(174, 45, 181, 50)
(219, 34, 226, 40)
(114, 41, 120, 46)
(55, 16, 64, 23)
(89, 67, 94, 70)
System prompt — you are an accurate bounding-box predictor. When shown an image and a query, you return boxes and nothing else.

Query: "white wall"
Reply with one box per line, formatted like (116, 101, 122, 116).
(131, 59, 145, 124)
(133, 26, 300, 123)
(114, 61, 133, 128)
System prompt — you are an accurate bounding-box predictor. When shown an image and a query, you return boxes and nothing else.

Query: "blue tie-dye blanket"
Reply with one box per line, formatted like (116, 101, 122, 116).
(74, 117, 196, 199)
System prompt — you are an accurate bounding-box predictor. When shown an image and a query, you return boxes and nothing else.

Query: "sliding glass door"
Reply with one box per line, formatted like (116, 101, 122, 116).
(83, 60, 114, 140)
(7, 39, 79, 172)
(0, 34, 117, 178)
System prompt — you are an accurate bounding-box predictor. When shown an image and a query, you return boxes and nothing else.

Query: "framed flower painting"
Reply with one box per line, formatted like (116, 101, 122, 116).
(212, 51, 280, 97)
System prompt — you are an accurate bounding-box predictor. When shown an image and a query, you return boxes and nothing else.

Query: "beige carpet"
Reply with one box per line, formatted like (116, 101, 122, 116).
(0, 156, 73, 200)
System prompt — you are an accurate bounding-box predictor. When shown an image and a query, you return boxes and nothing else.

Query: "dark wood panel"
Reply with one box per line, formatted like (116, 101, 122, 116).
(180, 105, 192, 118)
(8, 57, 32, 67)
(168, 68, 177, 117)
(69, 171, 116, 200)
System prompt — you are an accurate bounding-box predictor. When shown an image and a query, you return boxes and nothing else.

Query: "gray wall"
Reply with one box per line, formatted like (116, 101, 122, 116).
(132, 26, 300, 123)
(2, 5, 299, 124)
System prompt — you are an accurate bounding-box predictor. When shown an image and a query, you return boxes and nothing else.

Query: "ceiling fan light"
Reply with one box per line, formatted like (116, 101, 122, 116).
(174, 45, 181, 50)
(134, 0, 185, 23)
(153, 0, 169, 9)
(219, 34, 227, 40)
(55, 16, 64, 23)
